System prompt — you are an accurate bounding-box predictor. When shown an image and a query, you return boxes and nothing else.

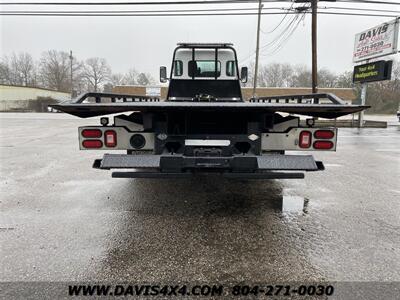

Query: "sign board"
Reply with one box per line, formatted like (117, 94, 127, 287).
(353, 60, 392, 83)
(353, 18, 399, 63)
(146, 87, 161, 96)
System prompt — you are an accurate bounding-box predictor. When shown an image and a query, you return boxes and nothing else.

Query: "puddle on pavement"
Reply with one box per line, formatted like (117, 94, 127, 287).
(274, 195, 309, 214)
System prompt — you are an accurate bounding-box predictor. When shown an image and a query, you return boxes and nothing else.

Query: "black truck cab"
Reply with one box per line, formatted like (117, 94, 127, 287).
(160, 43, 248, 102)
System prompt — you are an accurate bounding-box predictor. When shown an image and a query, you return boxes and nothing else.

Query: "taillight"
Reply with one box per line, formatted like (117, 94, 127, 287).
(314, 130, 334, 139)
(313, 141, 334, 149)
(104, 130, 117, 147)
(299, 131, 312, 148)
(82, 140, 103, 148)
(82, 129, 102, 138)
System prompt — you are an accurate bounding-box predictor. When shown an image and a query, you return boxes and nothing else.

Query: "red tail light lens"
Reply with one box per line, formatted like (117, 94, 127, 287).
(314, 141, 334, 149)
(299, 131, 312, 148)
(82, 129, 102, 138)
(82, 140, 103, 148)
(314, 130, 334, 139)
(104, 130, 117, 147)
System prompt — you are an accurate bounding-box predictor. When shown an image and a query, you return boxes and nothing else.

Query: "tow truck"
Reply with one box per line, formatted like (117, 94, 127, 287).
(50, 43, 369, 179)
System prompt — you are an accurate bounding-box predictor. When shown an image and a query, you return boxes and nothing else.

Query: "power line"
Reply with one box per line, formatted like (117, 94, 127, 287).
(323, 6, 400, 13)
(261, 6, 307, 55)
(260, 14, 300, 50)
(239, 16, 259, 64)
(263, 12, 305, 55)
(2, 0, 400, 5)
(242, 4, 386, 63)
(260, 2, 295, 34)
(2, 5, 398, 14)
(1, 11, 397, 16)
(0, 0, 289, 6)
(239, 51, 256, 64)
(260, 13, 291, 34)
(336, 0, 400, 5)
(1, 7, 286, 14)
(238, 10, 304, 63)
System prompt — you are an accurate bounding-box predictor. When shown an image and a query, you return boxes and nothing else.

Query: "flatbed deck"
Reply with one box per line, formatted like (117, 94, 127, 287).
(50, 92, 368, 119)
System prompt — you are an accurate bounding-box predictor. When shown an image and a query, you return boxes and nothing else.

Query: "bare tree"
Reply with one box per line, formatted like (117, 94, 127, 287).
(257, 65, 269, 87)
(292, 65, 312, 87)
(262, 63, 287, 87)
(365, 59, 400, 113)
(0, 53, 35, 86)
(106, 68, 139, 91)
(7, 54, 22, 85)
(318, 68, 337, 88)
(14, 53, 36, 86)
(336, 71, 353, 88)
(280, 63, 294, 87)
(136, 72, 155, 86)
(82, 57, 111, 92)
(39, 50, 71, 92)
(0, 58, 11, 84)
(268, 63, 283, 87)
(244, 62, 345, 88)
(110, 73, 125, 86)
(123, 68, 138, 85)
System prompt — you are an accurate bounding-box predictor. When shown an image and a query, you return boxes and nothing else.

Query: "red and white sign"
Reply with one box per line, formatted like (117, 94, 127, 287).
(353, 18, 399, 63)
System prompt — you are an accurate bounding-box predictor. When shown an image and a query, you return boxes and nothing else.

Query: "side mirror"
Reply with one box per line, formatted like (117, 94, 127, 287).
(240, 67, 248, 83)
(160, 66, 168, 83)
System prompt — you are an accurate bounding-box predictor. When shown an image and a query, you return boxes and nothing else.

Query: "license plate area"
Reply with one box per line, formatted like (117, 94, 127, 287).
(193, 147, 222, 157)
(193, 157, 230, 168)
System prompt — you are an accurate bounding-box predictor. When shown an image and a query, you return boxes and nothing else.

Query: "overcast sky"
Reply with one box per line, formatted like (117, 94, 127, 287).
(1, 1, 399, 78)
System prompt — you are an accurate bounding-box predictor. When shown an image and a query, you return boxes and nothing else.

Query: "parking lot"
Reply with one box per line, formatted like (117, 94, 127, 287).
(1, 113, 399, 284)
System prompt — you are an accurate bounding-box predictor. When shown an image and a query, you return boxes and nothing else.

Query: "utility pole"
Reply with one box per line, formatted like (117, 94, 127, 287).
(252, 0, 263, 98)
(294, 0, 319, 93)
(311, 0, 318, 94)
(307, 0, 337, 92)
(69, 50, 73, 99)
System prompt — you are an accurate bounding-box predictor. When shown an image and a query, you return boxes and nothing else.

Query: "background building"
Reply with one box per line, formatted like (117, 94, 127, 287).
(0, 85, 70, 112)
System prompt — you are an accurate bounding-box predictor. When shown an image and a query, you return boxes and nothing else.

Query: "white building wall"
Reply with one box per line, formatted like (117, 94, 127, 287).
(0, 85, 71, 101)
(0, 85, 71, 111)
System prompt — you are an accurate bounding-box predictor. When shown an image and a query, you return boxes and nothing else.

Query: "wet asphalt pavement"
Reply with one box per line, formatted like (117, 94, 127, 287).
(0, 113, 399, 284)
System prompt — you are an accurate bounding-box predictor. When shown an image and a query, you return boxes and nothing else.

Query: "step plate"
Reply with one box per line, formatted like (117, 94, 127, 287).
(97, 154, 322, 171)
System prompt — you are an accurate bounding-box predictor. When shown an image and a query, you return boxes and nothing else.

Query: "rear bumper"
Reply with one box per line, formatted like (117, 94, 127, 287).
(93, 153, 324, 179)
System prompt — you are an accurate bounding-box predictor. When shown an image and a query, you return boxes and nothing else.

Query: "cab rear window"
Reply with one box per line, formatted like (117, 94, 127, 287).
(188, 60, 221, 78)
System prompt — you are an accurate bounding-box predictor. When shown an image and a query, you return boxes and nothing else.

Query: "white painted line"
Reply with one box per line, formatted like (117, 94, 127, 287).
(324, 164, 343, 167)
(340, 136, 398, 138)
(375, 149, 400, 152)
